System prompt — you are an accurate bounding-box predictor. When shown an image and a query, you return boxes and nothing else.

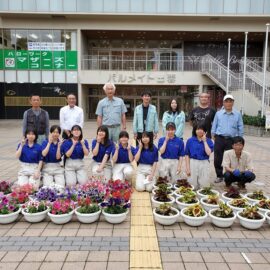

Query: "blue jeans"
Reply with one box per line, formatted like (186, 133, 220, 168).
(224, 171, 256, 187)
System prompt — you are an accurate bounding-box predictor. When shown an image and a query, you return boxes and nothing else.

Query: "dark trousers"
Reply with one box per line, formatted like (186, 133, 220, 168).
(224, 171, 256, 186)
(214, 135, 233, 178)
(136, 132, 154, 146)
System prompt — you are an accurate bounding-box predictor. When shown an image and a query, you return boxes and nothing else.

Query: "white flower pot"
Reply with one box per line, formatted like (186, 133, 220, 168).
(22, 208, 49, 223)
(176, 197, 199, 210)
(200, 198, 224, 212)
(153, 207, 179, 226)
(173, 190, 184, 199)
(208, 208, 236, 228)
(47, 210, 74, 225)
(0, 208, 21, 224)
(221, 192, 243, 203)
(180, 207, 207, 227)
(244, 193, 269, 204)
(102, 209, 129, 224)
(153, 183, 173, 189)
(197, 189, 220, 199)
(256, 206, 270, 216)
(75, 207, 101, 224)
(173, 184, 194, 190)
(227, 200, 251, 214)
(152, 188, 173, 196)
(151, 196, 175, 208)
(265, 212, 270, 225)
(237, 211, 265, 230)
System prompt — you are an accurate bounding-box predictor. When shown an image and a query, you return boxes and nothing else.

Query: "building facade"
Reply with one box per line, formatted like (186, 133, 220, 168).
(0, 0, 270, 119)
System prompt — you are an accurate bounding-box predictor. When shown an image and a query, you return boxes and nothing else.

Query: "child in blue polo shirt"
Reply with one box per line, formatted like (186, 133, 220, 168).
(112, 131, 136, 181)
(41, 125, 65, 191)
(92, 125, 115, 182)
(158, 122, 185, 184)
(185, 123, 214, 189)
(134, 131, 158, 192)
(61, 125, 89, 186)
(15, 128, 43, 189)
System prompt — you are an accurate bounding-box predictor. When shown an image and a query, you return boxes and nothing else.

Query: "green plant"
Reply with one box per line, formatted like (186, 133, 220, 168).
(77, 196, 100, 214)
(239, 206, 262, 220)
(229, 198, 249, 208)
(248, 190, 267, 200)
(104, 205, 128, 214)
(178, 190, 198, 204)
(154, 184, 172, 202)
(184, 204, 205, 217)
(175, 186, 192, 195)
(22, 201, 47, 213)
(199, 186, 215, 196)
(156, 176, 169, 187)
(212, 202, 234, 218)
(255, 199, 270, 210)
(155, 203, 177, 216)
(203, 195, 219, 205)
(243, 114, 265, 127)
(224, 187, 242, 199)
(175, 178, 192, 188)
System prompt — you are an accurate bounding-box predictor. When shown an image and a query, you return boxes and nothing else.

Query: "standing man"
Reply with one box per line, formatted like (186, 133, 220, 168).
(96, 83, 127, 143)
(189, 92, 216, 138)
(60, 93, 84, 139)
(22, 94, 49, 145)
(211, 94, 244, 183)
(133, 90, 159, 143)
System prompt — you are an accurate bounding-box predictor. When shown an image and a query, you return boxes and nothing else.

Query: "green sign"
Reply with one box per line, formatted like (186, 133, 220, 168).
(53, 51, 65, 70)
(0, 50, 3, 69)
(41, 51, 53, 69)
(4, 50, 16, 69)
(16, 50, 29, 69)
(66, 51, 78, 70)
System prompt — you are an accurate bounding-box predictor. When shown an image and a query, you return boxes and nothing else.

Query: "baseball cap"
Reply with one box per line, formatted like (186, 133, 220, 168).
(223, 94, 234, 101)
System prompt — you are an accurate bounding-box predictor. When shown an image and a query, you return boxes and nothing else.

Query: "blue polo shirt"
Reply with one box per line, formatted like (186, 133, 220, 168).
(185, 136, 214, 160)
(17, 142, 42, 163)
(92, 139, 115, 163)
(135, 145, 159, 165)
(112, 145, 136, 163)
(61, 139, 89, 160)
(41, 140, 62, 163)
(158, 136, 185, 159)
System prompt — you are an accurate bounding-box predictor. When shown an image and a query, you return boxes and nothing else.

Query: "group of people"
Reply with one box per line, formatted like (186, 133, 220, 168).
(17, 83, 256, 192)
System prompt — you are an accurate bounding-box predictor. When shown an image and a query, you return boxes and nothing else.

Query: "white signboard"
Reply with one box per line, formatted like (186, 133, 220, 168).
(28, 42, 66, 51)
(265, 111, 270, 130)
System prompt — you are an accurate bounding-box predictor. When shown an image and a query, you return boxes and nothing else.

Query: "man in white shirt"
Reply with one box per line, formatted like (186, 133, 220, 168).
(59, 93, 84, 139)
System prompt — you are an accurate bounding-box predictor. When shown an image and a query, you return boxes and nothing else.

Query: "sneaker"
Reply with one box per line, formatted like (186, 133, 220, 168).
(214, 177, 224, 183)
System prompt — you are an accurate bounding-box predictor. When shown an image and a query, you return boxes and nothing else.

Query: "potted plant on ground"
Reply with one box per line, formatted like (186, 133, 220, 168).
(34, 187, 58, 202)
(75, 196, 101, 223)
(227, 198, 251, 214)
(245, 190, 268, 204)
(0, 181, 12, 195)
(153, 203, 180, 226)
(22, 200, 49, 223)
(254, 199, 270, 215)
(176, 190, 199, 210)
(222, 186, 243, 202)
(197, 186, 220, 199)
(151, 184, 175, 208)
(173, 186, 193, 198)
(174, 178, 194, 190)
(265, 212, 270, 225)
(200, 194, 224, 212)
(153, 177, 172, 189)
(180, 204, 207, 227)
(152, 187, 173, 196)
(47, 198, 75, 224)
(0, 195, 21, 224)
(209, 202, 236, 228)
(10, 183, 35, 205)
(237, 206, 265, 230)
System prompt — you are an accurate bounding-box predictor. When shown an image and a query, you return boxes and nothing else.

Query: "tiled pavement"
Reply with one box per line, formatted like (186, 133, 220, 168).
(0, 120, 270, 270)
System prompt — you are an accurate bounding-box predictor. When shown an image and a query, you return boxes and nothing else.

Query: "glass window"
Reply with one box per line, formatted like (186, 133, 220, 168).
(197, 0, 210, 13)
(53, 30, 64, 43)
(28, 30, 40, 43)
(157, 0, 170, 13)
(9, 0, 22, 11)
(250, 0, 264, 13)
(264, 0, 270, 14)
(184, 0, 196, 13)
(0, 0, 9, 10)
(23, 0, 35, 11)
(63, 0, 76, 11)
(209, 0, 223, 13)
(16, 30, 28, 50)
(117, 0, 129, 12)
(50, 0, 62, 12)
(40, 30, 53, 42)
(131, 0, 143, 12)
(237, 0, 250, 13)
(104, 0, 116, 12)
(224, 0, 236, 13)
(3, 29, 16, 49)
(65, 31, 77, 50)
(36, 0, 49, 11)
(77, 0, 89, 12)
(170, 0, 183, 13)
(135, 40, 146, 49)
(89, 0, 102, 12)
(144, 0, 156, 13)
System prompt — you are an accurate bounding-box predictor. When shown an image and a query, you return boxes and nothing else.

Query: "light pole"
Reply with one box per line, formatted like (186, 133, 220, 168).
(226, 38, 231, 94)
(241, 32, 248, 115)
(261, 23, 269, 118)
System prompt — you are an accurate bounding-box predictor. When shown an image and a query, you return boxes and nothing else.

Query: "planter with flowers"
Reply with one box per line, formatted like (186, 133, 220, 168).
(209, 202, 236, 228)
(197, 186, 220, 199)
(0, 195, 21, 224)
(33, 187, 58, 202)
(176, 190, 199, 210)
(245, 190, 268, 204)
(255, 199, 270, 215)
(227, 198, 251, 214)
(151, 184, 175, 208)
(22, 200, 48, 223)
(10, 183, 35, 206)
(0, 181, 12, 195)
(173, 186, 193, 198)
(153, 177, 172, 189)
(180, 204, 207, 227)
(174, 178, 194, 190)
(237, 206, 265, 230)
(75, 196, 101, 223)
(47, 198, 75, 224)
(222, 187, 243, 203)
(200, 195, 224, 212)
(153, 203, 179, 226)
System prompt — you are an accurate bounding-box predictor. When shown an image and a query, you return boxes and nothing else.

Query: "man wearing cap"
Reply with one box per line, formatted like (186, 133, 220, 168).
(96, 83, 127, 143)
(211, 94, 244, 183)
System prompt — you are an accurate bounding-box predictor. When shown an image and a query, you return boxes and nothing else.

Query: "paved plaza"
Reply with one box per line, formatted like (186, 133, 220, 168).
(0, 120, 270, 270)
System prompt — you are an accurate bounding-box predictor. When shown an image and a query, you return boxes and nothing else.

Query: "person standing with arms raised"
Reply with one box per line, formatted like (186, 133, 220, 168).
(96, 83, 127, 143)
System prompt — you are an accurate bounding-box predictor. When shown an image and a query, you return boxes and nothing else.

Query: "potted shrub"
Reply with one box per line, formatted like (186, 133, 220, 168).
(200, 195, 224, 212)
(0, 181, 12, 195)
(197, 186, 219, 199)
(209, 202, 236, 228)
(174, 178, 194, 190)
(47, 198, 75, 224)
(151, 184, 175, 208)
(237, 206, 265, 230)
(34, 187, 58, 202)
(22, 200, 49, 223)
(173, 186, 193, 198)
(243, 114, 266, 137)
(152, 188, 173, 196)
(176, 190, 199, 210)
(227, 198, 251, 214)
(75, 196, 101, 223)
(153, 203, 180, 226)
(181, 204, 207, 227)
(222, 186, 243, 202)
(245, 190, 268, 204)
(0, 195, 21, 224)
(254, 199, 270, 215)
(153, 177, 172, 189)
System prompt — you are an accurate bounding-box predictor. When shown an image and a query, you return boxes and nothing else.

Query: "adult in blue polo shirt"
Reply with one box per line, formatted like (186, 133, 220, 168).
(158, 122, 185, 183)
(186, 123, 214, 189)
(41, 125, 65, 191)
(211, 94, 243, 183)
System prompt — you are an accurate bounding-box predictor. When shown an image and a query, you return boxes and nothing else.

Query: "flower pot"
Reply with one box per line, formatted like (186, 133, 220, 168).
(22, 208, 49, 223)
(173, 184, 194, 190)
(227, 200, 252, 214)
(197, 189, 220, 199)
(208, 208, 236, 228)
(255, 206, 270, 216)
(153, 183, 173, 189)
(153, 207, 179, 226)
(151, 196, 175, 209)
(180, 207, 207, 227)
(0, 208, 21, 224)
(265, 212, 270, 225)
(200, 198, 224, 212)
(237, 211, 265, 230)
(102, 209, 129, 224)
(152, 188, 173, 196)
(173, 190, 184, 199)
(175, 197, 199, 211)
(221, 192, 243, 203)
(47, 210, 74, 225)
(244, 193, 269, 204)
(75, 207, 101, 224)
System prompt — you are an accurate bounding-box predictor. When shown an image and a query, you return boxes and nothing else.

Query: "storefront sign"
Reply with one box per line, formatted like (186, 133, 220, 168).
(28, 42, 66, 51)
